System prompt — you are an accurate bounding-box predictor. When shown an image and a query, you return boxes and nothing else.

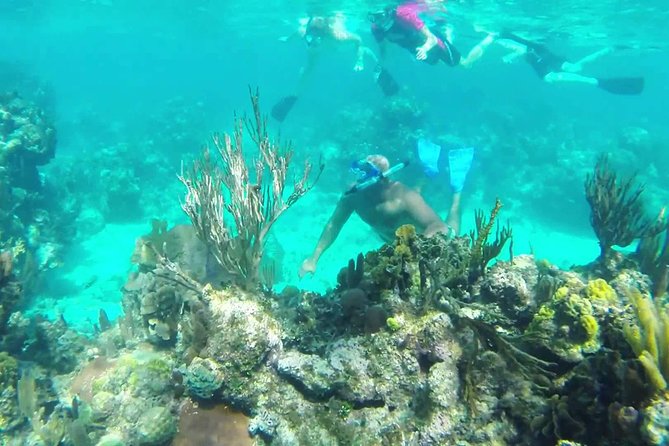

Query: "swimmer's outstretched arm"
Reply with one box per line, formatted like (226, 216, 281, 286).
(278, 17, 310, 42)
(299, 197, 354, 277)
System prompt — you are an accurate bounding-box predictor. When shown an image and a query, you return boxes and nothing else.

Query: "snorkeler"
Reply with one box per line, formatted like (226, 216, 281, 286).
(298, 147, 473, 278)
(272, 14, 376, 122)
(496, 31, 644, 95)
(368, 1, 496, 68)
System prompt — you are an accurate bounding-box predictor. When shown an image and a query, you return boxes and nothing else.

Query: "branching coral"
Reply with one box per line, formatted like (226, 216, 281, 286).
(623, 289, 669, 392)
(585, 155, 667, 262)
(179, 88, 323, 290)
(468, 198, 513, 281)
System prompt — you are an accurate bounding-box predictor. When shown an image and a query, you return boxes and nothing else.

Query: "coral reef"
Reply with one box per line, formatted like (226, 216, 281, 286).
(0, 92, 67, 290)
(10, 84, 669, 446)
(63, 349, 181, 444)
(12, 211, 669, 445)
(0, 92, 55, 189)
(0, 352, 20, 431)
(0, 250, 22, 338)
(585, 155, 667, 265)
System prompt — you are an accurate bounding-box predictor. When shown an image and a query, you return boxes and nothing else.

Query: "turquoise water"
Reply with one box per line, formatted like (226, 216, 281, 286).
(2, 0, 668, 331)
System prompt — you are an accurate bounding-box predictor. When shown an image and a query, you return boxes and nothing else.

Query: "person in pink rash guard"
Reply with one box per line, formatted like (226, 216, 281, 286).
(396, 0, 449, 61)
(369, 0, 494, 67)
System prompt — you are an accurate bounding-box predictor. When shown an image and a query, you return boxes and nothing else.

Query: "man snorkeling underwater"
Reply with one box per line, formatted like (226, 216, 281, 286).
(299, 146, 473, 277)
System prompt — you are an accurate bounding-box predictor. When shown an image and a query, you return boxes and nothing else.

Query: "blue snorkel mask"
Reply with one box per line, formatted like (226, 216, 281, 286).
(347, 158, 410, 195)
(350, 159, 381, 181)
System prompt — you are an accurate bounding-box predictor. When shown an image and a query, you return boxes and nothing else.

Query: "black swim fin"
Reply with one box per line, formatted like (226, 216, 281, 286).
(597, 77, 644, 95)
(271, 95, 298, 122)
(375, 66, 400, 96)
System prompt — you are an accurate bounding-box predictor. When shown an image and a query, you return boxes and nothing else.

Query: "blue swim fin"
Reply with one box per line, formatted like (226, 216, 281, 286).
(417, 138, 441, 177)
(448, 147, 474, 192)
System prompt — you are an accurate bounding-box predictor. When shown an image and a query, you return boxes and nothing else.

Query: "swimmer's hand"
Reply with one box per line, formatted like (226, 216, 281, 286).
(278, 36, 290, 42)
(416, 33, 438, 60)
(416, 45, 429, 61)
(354, 46, 377, 71)
(299, 257, 317, 278)
(354, 48, 365, 71)
(502, 52, 523, 64)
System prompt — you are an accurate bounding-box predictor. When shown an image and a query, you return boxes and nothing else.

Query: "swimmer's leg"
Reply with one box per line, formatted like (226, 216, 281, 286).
(561, 47, 613, 72)
(544, 71, 644, 95)
(544, 71, 599, 85)
(460, 33, 497, 68)
(445, 192, 462, 236)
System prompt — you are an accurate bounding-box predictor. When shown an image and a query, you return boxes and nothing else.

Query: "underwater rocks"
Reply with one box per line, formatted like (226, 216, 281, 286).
(0, 352, 20, 432)
(276, 351, 338, 399)
(64, 349, 181, 445)
(185, 357, 225, 400)
(136, 406, 176, 445)
(20, 221, 669, 445)
(643, 398, 669, 446)
(124, 271, 183, 344)
(173, 399, 252, 446)
(480, 255, 544, 323)
(0, 251, 22, 339)
(201, 287, 283, 406)
(0, 93, 77, 313)
(261, 312, 464, 444)
(0, 92, 56, 186)
(525, 275, 605, 363)
(123, 234, 213, 348)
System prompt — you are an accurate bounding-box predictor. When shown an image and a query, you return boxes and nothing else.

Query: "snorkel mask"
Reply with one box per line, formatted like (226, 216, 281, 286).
(350, 159, 382, 181)
(347, 158, 410, 195)
(304, 16, 327, 46)
(367, 7, 395, 32)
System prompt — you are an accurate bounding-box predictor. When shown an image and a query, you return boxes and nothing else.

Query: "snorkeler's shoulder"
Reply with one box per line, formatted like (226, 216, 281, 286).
(391, 180, 415, 197)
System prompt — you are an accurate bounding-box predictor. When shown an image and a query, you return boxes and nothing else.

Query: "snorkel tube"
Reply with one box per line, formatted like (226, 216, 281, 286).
(346, 159, 410, 195)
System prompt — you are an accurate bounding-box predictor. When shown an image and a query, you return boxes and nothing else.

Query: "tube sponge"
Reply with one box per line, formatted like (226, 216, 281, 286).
(624, 288, 669, 392)
(639, 351, 667, 391)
